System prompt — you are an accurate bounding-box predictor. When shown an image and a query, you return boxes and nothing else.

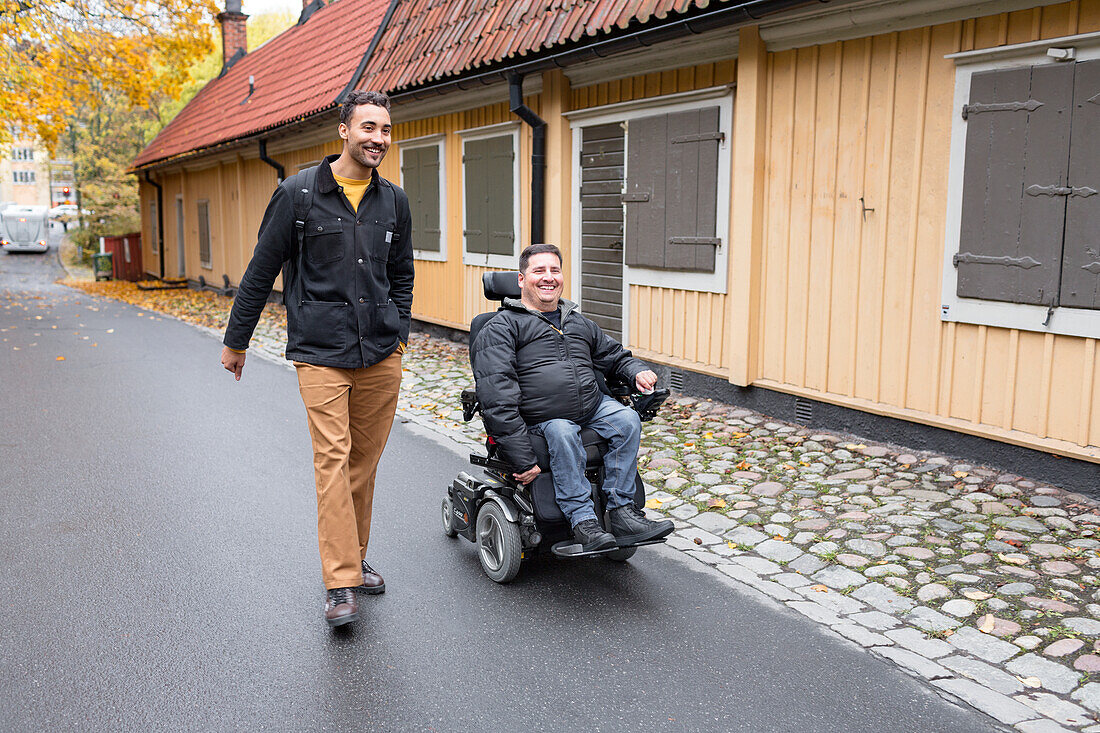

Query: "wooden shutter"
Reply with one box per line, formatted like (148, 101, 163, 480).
(463, 138, 489, 255)
(402, 146, 441, 253)
(956, 64, 1073, 306)
(625, 107, 722, 272)
(485, 135, 515, 256)
(1060, 59, 1100, 310)
(419, 145, 441, 252)
(624, 113, 667, 269)
(197, 200, 211, 267)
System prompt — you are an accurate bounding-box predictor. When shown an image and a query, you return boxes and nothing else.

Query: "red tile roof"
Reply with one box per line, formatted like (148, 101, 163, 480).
(132, 0, 387, 169)
(357, 0, 729, 94)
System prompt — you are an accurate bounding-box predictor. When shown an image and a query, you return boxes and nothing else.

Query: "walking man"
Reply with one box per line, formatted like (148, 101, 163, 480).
(220, 90, 413, 627)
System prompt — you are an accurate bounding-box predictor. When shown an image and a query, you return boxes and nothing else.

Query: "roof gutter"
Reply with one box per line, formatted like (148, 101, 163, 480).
(508, 73, 546, 246)
(258, 139, 285, 182)
(341, 0, 403, 101)
(388, 0, 823, 103)
(144, 171, 166, 280)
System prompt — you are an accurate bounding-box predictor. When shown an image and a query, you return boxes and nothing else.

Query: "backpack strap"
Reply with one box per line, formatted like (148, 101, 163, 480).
(287, 166, 318, 307)
(292, 166, 318, 254)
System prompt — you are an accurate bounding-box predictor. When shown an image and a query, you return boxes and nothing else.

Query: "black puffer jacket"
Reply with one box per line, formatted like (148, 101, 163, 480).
(472, 298, 646, 471)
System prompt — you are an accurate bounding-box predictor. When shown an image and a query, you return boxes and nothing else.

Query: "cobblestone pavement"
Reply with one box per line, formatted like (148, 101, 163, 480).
(58, 279, 1100, 731)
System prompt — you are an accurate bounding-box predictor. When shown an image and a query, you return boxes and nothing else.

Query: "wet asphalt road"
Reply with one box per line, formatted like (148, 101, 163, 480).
(0, 245, 998, 731)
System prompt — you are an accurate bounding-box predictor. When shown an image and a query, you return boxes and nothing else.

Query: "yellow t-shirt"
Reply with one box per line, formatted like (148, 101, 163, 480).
(332, 173, 371, 212)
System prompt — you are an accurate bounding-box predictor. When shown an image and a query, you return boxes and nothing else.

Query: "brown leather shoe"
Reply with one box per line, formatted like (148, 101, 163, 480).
(354, 560, 385, 595)
(324, 587, 358, 627)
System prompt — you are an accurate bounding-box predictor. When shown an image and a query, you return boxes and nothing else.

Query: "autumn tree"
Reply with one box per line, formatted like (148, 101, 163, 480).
(0, 0, 217, 152)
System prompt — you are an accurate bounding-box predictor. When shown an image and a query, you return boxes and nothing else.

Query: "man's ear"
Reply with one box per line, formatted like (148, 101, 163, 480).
(338, 122, 348, 141)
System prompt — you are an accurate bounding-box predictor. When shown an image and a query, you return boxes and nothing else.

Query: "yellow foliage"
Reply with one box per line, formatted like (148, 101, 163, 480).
(1, 0, 217, 151)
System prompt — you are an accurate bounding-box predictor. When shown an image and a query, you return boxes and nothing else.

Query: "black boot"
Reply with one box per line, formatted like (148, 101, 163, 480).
(609, 504, 674, 545)
(572, 519, 617, 552)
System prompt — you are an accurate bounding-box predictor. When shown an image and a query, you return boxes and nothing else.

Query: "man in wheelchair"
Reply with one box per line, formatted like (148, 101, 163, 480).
(471, 244, 674, 553)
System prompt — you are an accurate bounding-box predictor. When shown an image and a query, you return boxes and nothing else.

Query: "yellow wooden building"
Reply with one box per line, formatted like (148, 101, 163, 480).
(134, 0, 1100, 483)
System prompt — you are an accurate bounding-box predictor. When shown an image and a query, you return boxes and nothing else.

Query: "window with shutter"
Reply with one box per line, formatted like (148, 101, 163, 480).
(943, 45, 1100, 337)
(400, 141, 444, 259)
(462, 129, 518, 267)
(624, 106, 722, 273)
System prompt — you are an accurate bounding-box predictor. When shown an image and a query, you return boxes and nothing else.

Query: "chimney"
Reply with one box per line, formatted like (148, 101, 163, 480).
(298, 0, 323, 25)
(218, 0, 248, 75)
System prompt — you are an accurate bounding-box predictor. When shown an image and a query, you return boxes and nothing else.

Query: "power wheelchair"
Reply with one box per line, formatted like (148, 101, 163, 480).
(441, 271, 670, 583)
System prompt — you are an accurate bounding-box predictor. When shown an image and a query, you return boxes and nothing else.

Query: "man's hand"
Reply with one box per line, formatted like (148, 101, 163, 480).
(513, 464, 541, 485)
(635, 369, 658, 393)
(221, 346, 246, 381)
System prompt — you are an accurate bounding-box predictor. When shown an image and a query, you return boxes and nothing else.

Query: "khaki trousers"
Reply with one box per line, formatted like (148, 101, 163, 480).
(295, 351, 402, 590)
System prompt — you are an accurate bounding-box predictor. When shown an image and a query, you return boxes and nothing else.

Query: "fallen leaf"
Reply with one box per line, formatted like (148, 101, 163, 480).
(735, 460, 750, 470)
(727, 541, 736, 550)
(954, 471, 969, 478)
(684, 441, 695, 448)
(703, 432, 713, 439)
(962, 590, 992, 601)
(106, 329, 114, 333)
(732, 432, 748, 439)
(55, 356, 65, 361)
(997, 553, 1027, 566)
(811, 584, 828, 593)
(644, 498, 663, 509)
(978, 615, 996, 634)
(1018, 676, 1042, 689)
(707, 498, 726, 509)
(693, 537, 703, 545)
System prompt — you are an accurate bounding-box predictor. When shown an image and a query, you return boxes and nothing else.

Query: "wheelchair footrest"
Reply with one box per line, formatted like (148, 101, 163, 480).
(550, 537, 666, 558)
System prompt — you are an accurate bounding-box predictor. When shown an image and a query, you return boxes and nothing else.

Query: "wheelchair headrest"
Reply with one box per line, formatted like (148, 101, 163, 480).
(482, 271, 521, 301)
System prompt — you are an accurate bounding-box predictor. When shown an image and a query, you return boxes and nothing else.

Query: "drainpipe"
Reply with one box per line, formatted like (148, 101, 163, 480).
(144, 171, 165, 280)
(509, 73, 545, 245)
(258, 140, 284, 182)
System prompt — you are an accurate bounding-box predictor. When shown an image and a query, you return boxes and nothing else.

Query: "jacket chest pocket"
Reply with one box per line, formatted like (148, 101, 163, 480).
(304, 218, 345, 264)
(369, 220, 397, 265)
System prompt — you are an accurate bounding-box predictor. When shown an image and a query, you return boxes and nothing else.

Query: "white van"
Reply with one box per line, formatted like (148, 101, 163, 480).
(0, 205, 49, 253)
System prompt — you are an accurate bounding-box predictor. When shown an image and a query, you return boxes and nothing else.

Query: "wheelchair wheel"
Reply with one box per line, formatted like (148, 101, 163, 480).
(605, 547, 637, 562)
(475, 502, 522, 583)
(441, 496, 458, 538)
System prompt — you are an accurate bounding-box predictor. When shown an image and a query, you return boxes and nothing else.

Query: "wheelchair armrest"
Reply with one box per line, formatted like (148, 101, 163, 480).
(461, 388, 479, 422)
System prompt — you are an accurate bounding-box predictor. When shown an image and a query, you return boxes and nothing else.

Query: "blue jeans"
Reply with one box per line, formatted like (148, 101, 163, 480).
(529, 395, 642, 527)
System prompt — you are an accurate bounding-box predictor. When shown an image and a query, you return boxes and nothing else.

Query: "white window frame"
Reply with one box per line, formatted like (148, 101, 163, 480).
(458, 122, 521, 269)
(567, 86, 734, 301)
(398, 134, 447, 263)
(941, 31, 1100, 339)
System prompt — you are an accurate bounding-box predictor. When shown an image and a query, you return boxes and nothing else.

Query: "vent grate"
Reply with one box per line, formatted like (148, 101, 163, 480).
(794, 397, 813, 423)
(668, 370, 684, 391)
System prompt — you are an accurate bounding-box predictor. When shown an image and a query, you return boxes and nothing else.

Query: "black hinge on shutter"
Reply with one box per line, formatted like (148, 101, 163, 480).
(671, 132, 726, 144)
(621, 193, 650, 203)
(953, 252, 1041, 269)
(1025, 184, 1098, 197)
(961, 99, 1043, 120)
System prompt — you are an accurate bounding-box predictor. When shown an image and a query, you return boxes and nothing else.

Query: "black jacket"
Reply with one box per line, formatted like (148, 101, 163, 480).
(223, 154, 414, 368)
(471, 298, 646, 471)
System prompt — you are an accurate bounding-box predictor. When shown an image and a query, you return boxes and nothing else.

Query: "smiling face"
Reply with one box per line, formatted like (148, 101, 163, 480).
(338, 103, 391, 175)
(519, 252, 564, 313)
